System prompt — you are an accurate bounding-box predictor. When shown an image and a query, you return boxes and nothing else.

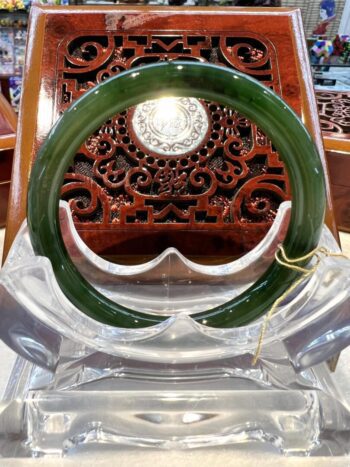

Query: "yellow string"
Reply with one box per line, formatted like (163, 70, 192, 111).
(252, 245, 348, 366)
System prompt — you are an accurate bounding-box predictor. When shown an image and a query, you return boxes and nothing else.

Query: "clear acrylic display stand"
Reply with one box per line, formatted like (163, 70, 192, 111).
(1, 202, 350, 458)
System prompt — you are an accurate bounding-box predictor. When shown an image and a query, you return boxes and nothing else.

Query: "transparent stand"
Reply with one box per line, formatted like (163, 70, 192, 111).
(1, 202, 350, 458)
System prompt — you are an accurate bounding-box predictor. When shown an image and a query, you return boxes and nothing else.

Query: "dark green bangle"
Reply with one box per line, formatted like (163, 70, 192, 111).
(27, 61, 326, 328)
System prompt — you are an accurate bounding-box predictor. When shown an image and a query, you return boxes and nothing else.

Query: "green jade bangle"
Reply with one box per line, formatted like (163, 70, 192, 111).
(27, 62, 326, 329)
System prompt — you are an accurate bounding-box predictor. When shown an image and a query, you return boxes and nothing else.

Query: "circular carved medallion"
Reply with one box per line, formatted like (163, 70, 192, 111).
(132, 97, 209, 156)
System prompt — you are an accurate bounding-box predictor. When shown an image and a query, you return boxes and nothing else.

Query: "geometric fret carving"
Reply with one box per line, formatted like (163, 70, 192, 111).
(4, 7, 336, 262)
(317, 91, 350, 136)
(58, 32, 290, 233)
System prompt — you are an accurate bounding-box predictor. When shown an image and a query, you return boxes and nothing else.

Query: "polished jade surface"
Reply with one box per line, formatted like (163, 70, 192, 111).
(27, 62, 326, 328)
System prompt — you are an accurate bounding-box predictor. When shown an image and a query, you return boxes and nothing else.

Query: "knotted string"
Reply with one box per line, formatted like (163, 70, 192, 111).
(252, 244, 348, 366)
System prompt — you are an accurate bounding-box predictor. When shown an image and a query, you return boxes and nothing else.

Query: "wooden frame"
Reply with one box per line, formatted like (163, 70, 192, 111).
(3, 5, 338, 261)
(317, 90, 350, 233)
(0, 92, 16, 228)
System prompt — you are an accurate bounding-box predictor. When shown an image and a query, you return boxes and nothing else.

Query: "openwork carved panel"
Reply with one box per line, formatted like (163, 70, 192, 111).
(5, 7, 335, 262)
(317, 91, 350, 137)
(57, 32, 289, 251)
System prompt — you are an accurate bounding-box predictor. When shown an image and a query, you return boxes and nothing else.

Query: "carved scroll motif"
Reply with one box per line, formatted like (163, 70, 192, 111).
(57, 32, 289, 229)
(317, 91, 350, 135)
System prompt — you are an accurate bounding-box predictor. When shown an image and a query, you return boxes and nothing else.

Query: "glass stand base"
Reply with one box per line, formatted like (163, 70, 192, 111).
(1, 355, 350, 458)
(1, 213, 350, 460)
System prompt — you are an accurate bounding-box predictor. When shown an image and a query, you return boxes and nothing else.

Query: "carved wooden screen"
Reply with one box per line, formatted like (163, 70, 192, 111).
(317, 91, 350, 138)
(5, 6, 336, 261)
(59, 31, 288, 258)
(316, 90, 350, 233)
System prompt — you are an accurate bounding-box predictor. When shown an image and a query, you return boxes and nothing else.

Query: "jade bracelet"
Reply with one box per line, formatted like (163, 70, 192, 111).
(27, 61, 326, 328)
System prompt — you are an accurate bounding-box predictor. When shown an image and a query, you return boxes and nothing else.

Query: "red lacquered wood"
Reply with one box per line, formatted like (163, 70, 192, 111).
(316, 90, 350, 233)
(4, 6, 337, 262)
(0, 93, 17, 228)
